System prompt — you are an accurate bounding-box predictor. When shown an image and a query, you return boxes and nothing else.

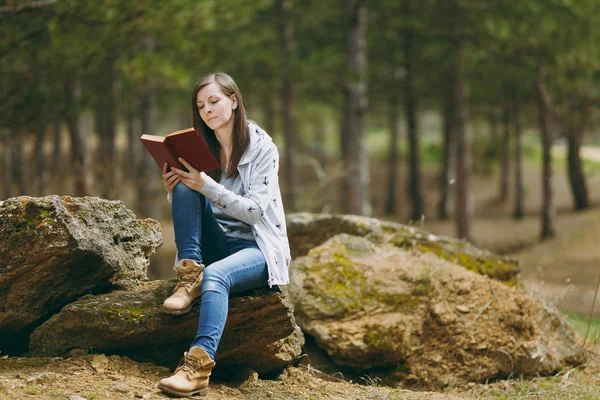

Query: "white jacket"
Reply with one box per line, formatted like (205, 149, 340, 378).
(168, 121, 291, 287)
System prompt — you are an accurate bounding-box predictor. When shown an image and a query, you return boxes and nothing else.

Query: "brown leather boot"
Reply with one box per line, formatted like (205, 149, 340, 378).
(158, 346, 216, 397)
(163, 259, 205, 315)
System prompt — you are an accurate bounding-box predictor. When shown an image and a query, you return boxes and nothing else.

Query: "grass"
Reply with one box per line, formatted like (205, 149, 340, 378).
(564, 310, 600, 347)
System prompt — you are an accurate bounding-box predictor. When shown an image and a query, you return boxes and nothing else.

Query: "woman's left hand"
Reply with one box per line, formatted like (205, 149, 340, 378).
(172, 158, 208, 192)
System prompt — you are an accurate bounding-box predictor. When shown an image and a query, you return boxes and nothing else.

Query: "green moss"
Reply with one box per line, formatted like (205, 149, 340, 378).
(104, 305, 146, 322)
(364, 325, 404, 354)
(314, 261, 371, 318)
(392, 233, 519, 286)
(378, 292, 421, 311)
(332, 252, 353, 268)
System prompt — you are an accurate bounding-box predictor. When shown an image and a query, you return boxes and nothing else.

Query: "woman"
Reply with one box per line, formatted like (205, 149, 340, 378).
(157, 72, 291, 397)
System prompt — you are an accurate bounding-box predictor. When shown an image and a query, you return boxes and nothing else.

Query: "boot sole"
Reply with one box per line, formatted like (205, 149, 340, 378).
(158, 383, 208, 397)
(163, 297, 201, 316)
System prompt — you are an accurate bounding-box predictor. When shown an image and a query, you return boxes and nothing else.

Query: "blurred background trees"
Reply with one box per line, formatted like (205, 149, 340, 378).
(2, 0, 600, 248)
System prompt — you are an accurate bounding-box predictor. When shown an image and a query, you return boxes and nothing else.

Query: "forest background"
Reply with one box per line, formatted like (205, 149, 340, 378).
(2, 0, 600, 325)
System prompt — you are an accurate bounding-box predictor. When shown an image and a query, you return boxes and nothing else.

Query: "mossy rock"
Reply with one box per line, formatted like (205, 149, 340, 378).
(288, 233, 584, 388)
(287, 212, 519, 286)
(29, 280, 303, 376)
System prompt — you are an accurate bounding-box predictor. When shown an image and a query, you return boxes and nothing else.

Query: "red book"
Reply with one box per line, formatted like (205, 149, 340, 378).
(140, 128, 220, 172)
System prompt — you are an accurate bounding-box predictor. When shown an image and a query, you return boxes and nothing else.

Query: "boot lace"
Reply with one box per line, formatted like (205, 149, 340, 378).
(175, 266, 204, 292)
(175, 352, 205, 376)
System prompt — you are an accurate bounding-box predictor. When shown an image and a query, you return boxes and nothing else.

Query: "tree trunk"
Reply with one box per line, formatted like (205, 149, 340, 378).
(513, 102, 524, 219)
(404, 26, 423, 222)
(126, 105, 139, 183)
(12, 127, 28, 195)
(277, 0, 297, 212)
(340, 0, 370, 215)
(51, 121, 62, 178)
(95, 55, 118, 200)
(385, 94, 400, 215)
(536, 68, 555, 239)
(499, 108, 510, 202)
(64, 78, 92, 196)
(137, 37, 161, 219)
(33, 121, 48, 196)
(452, 7, 471, 240)
(439, 85, 454, 220)
(2, 130, 13, 199)
(566, 132, 589, 210)
(263, 93, 276, 140)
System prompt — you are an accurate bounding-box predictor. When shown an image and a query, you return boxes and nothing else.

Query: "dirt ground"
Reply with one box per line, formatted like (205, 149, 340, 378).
(0, 353, 473, 400)
(1, 349, 599, 400)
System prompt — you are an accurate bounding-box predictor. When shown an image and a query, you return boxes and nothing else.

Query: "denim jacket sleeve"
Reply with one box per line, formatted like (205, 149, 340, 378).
(198, 143, 279, 225)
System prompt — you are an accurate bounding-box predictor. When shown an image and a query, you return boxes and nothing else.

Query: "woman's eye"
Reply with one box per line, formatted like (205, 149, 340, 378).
(198, 105, 204, 110)
(210, 100, 218, 104)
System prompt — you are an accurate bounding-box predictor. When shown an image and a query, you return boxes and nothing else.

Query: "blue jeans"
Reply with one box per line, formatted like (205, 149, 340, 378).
(172, 183, 268, 359)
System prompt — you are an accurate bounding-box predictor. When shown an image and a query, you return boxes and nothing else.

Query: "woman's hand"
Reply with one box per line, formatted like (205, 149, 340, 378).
(162, 162, 181, 193)
(172, 158, 208, 192)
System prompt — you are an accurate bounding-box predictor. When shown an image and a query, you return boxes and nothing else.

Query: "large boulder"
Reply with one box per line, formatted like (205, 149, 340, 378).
(289, 233, 585, 388)
(287, 212, 519, 285)
(29, 280, 304, 375)
(0, 196, 162, 353)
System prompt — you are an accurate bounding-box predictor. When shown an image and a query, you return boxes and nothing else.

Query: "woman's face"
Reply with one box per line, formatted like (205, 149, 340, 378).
(196, 82, 237, 133)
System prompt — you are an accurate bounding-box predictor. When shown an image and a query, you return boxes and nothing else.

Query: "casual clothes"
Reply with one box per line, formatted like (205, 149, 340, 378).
(209, 168, 254, 242)
(168, 121, 291, 287)
(171, 183, 267, 359)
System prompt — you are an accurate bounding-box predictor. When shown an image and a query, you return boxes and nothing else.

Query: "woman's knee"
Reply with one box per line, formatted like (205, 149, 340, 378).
(202, 266, 229, 293)
(172, 182, 195, 197)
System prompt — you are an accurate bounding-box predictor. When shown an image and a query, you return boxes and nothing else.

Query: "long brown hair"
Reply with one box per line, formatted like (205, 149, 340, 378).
(191, 72, 249, 181)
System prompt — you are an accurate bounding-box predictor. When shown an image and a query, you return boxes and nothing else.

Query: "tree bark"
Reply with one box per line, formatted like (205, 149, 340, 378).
(2, 130, 13, 199)
(536, 68, 555, 239)
(95, 55, 117, 200)
(513, 102, 524, 219)
(277, 0, 297, 212)
(452, 6, 471, 240)
(51, 121, 62, 178)
(404, 25, 423, 222)
(33, 121, 48, 196)
(499, 108, 510, 202)
(385, 94, 400, 215)
(439, 85, 454, 220)
(64, 78, 92, 196)
(263, 93, 276, 140)
(566, 132, 589, 210)
(340, 0, 370, 215)
(12, 127, 28, 195)
(137, 37, 161, 219)
(125, 104, 139, 183)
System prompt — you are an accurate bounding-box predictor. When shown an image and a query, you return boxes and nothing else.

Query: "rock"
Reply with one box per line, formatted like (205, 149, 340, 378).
(29, 280, 303, 375)
(91, 354, 111, 374)
(25, 372, 59, 383)
(289, 233, 585, 388)
(287, 212, 519, 285)
(69, 396, 87, 400)
(109, 382, 133, 393)
(456, 305, 470, 313)
(0, 196, 162, 353)
(68, 349, 88, 358)
(110, 382, 133, 393)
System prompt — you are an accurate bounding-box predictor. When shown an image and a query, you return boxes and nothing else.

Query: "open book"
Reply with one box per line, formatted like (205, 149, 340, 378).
(140, 128, 220, 172)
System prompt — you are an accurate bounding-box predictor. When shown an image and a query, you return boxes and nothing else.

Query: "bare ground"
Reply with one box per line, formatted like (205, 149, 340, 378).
(0, 354, 474, 400)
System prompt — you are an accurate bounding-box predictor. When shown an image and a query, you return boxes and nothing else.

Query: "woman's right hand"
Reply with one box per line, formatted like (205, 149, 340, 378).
(162, 162, 181, 193)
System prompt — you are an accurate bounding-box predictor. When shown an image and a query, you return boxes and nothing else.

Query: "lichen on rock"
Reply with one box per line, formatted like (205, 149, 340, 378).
(289, 233, 585, 388)
(287, 212, 519, 285)
(0, 195, 162, 354)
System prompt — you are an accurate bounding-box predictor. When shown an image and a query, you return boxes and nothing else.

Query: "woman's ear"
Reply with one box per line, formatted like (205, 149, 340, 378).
(231, 95, 238, 110)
